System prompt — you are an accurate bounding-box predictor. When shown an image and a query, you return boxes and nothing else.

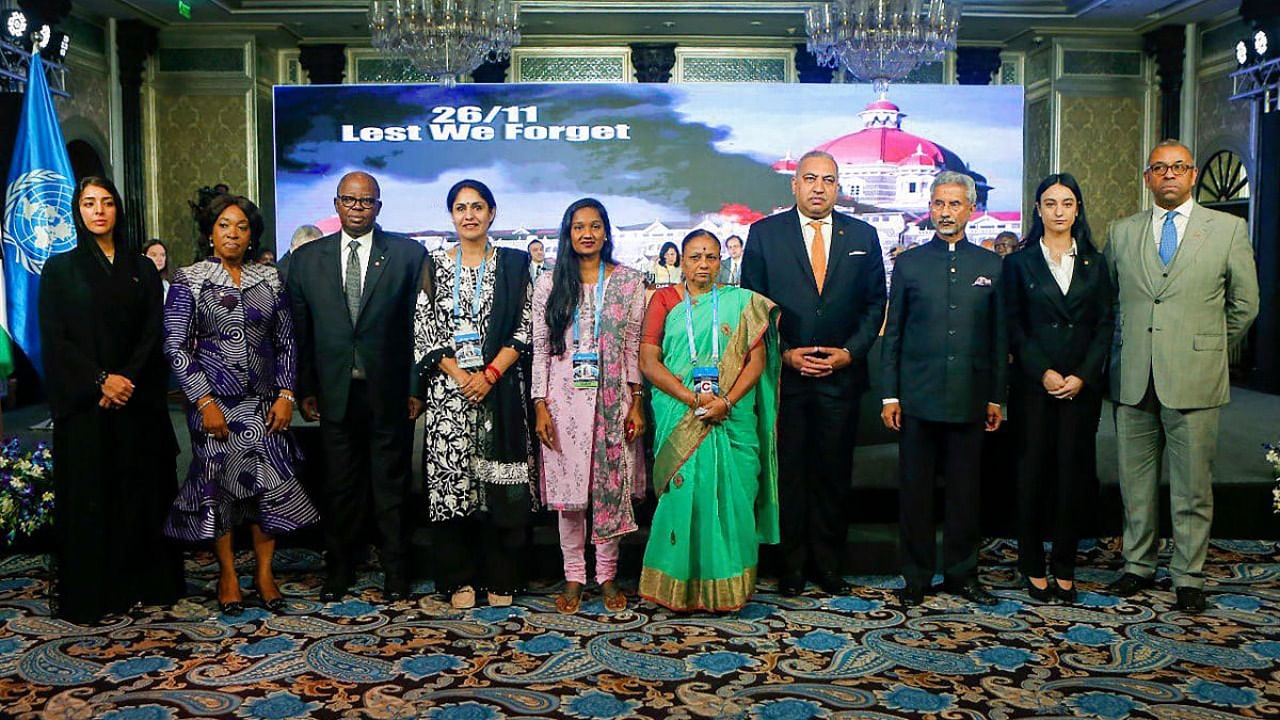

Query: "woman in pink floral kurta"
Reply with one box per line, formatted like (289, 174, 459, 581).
(531, 198, 647, 614)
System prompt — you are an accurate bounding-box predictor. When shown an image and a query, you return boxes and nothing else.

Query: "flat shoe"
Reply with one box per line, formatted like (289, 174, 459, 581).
(450, 586, 476, 610)
(556, 584, 583, 614)
(602, 583, 627, 612)
(487, 592, 513, 607)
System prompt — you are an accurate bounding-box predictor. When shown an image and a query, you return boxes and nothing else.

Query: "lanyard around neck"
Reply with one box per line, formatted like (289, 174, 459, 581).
(573, 261, 607, 349)
(452, 243, 490, 320)
(683, 283, 719, 365)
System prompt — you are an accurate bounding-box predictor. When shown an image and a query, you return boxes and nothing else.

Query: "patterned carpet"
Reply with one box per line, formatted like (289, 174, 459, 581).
(1, 539, 1278, 719)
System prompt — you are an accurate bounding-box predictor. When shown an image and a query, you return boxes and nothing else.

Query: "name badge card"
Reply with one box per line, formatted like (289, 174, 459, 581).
(572, 352, 601, 389)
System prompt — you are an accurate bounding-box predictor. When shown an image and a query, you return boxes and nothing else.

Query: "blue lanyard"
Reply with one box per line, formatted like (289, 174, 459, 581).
(573, 261, 607, 350)
(683, 283, 719, 365)
(452, 243, 489, 321)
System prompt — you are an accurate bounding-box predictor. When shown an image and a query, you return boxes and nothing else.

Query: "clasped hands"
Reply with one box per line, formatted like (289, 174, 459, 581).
(97, 373, 134, 409)
(784, 346, 852, 378)
(686, 390, 730, 424)
(1042, 369, 1083, 400)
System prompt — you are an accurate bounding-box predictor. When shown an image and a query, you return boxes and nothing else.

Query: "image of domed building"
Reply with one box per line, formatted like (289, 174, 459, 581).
(771, 97, 992, 213)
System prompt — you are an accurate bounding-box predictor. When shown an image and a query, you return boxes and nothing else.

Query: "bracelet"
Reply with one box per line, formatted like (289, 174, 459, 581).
(482, 367, 499, 385)
(95, 370, 108, 387)
(533, 397, 547, 406)
(196, 398, 215, 411)
(721, 396, 733, 413)
(485, 363, 504, 381)
(277, 393, 296, 404)
(631, 389, 644, 397)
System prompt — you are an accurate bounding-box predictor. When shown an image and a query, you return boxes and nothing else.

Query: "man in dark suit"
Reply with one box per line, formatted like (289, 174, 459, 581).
(741, 150, 886, 596)
(881, 171, 1007, 607)
(287, 171, 428, 602)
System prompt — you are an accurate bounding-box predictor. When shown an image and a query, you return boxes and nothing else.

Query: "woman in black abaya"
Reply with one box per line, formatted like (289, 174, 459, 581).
(38, 176, 184, 623)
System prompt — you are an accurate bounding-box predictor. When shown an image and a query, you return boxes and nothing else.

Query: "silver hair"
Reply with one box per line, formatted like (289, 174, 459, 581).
(930, 171, 977, 205)
(290, 224, 324, 251)
(797, 150, 838, 169)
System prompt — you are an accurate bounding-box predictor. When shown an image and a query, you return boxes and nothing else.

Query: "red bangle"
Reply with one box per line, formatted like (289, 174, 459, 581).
(484, 364, 503, 384)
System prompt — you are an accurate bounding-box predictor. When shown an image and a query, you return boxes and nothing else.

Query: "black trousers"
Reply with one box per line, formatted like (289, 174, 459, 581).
(1014, 385, 1102, 579)
(777, 387, 860, 579)
(319, 379, 413, 580)
(433, 483, 531, 594)
(898, 415, 983, 588)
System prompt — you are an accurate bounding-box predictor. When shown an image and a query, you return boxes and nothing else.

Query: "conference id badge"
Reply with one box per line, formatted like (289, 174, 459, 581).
(572, 352, 601, 389)
(454, 323, 483, 370)
(692, 366, 720, 397)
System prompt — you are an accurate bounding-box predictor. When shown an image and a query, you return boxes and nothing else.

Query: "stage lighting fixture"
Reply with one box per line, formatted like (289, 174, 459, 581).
(1237, 40, 1249, 65)
(1255, 30, 1269, 58)
(58, 32, 68, 58)
(4, 9, 26, 40)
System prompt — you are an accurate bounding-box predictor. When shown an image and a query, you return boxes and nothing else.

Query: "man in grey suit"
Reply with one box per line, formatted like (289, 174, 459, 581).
(1104, 140, 1259, 613)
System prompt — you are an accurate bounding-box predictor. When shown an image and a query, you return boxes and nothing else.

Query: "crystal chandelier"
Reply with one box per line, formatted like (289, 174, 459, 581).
(806, 0, 963, 93)
(368, 0, 521, 85)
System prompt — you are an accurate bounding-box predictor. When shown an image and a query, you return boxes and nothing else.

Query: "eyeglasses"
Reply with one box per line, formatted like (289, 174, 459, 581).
(336, 195, 379, 209)
(1145, 162, 1194, 177)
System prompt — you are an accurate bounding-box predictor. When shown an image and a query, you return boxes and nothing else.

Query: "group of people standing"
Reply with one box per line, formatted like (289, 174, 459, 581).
(40, 135, 1257, 624)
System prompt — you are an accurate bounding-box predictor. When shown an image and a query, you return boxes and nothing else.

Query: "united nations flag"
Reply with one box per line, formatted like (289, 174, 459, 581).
(1, 54, 76, 378)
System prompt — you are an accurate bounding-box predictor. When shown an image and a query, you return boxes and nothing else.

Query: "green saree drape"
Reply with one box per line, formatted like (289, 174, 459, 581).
(639, 285, 780, 611)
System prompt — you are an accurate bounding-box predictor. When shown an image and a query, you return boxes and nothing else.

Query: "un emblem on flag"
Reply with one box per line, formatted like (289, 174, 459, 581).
(3, 169, 77, 274)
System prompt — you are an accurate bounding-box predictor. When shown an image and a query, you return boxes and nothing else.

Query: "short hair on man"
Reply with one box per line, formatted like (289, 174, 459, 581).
(1151, 138, 1194, 160)
(527, 239, 543, 252)
(797, 150, 838, 169)
(929, 171, 977, 206)
(290, 224, 324, 250)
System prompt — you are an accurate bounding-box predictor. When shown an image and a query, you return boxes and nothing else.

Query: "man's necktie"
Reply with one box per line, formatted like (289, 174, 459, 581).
(345, 240, 362, 324)
(1159, 210, 1178, 266)
(809, 221, 827, 294)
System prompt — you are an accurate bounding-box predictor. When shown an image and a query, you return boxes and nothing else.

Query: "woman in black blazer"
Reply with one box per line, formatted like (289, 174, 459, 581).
(1005, 173, 1114, 604)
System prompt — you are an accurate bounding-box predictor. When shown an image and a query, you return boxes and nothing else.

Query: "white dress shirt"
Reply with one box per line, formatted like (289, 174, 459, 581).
(1040, 240, 1077, 295)
(798, 209, 833, 267)
(1150, 197, 1194, 251)
(339, 230, 373, 295)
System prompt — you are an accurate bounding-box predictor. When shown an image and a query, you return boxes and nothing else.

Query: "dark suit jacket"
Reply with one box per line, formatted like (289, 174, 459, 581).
(1004, 242, 1114, 390)
(286, 228, 428, 424)
(881, 237, 1008, 423)
(741, 207, 886, 395)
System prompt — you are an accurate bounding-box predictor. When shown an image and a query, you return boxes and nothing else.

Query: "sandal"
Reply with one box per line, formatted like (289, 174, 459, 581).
(450, 585, 476, 610)
(487, 592, 513, 607)
(602, 581, 626, 613)
(555, 582, 583, 614)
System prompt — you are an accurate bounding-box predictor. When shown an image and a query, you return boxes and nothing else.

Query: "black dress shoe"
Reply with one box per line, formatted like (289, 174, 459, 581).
(779, 574, 806, 597)
(815, 573, 851, 596)
(898, 585, 925, 607)
(944, 579, 998, 606)
(1052, 580, 1077, 605)
(1024, 577, 1052, 602)
(383, 576, 411, 602)
(1175, 587, 1207, 613)
(320, 574, 351, 602)
(1106, 572, 1155, 597)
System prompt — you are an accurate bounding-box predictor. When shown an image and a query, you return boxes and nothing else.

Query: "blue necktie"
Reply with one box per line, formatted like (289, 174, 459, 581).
(1158, 210, 1178, 266)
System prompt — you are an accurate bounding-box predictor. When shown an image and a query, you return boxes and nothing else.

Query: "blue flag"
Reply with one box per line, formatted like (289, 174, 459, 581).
(2, 53, 77, 377)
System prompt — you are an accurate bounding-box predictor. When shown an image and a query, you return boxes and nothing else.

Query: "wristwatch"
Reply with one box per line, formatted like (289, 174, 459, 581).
(95, 370, 109, 387)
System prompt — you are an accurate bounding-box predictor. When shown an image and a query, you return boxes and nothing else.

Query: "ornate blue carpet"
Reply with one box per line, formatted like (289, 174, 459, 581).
(1, 538, 1278, 719)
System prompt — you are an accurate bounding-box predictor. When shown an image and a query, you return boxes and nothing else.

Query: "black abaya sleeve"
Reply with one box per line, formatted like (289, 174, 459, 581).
(38, 254, 102, 417)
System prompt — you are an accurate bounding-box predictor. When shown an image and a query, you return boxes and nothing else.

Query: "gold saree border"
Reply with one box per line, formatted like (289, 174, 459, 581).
(638, 566, 758, 612)
(652, 293, 777, 497)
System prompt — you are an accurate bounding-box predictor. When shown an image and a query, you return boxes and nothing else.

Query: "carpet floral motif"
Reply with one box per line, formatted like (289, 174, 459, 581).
(1, 539, 1278, 719)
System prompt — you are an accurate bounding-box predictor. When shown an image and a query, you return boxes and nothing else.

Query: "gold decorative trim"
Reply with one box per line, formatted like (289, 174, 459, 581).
(639, 566, 757, 612)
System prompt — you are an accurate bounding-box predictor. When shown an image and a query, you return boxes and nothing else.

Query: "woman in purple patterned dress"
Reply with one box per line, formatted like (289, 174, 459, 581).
(531, 198, 647, 614)
(163, 195, 319, 616)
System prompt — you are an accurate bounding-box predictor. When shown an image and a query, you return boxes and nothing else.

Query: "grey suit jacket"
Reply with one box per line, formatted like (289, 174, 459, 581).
(1104, 202, 1258, 409)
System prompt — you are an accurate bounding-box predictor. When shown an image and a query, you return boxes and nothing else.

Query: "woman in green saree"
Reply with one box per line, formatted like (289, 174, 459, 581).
(638, 229, 781, 612)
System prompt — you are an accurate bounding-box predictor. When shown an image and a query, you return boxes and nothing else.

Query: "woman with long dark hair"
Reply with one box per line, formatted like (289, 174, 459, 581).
(415, 179, 536, 610)
(162, 194, 319, 615)
(38, 176, 185, 623)
(1005, 173, 1114, 604)
(531, 198, 647, 614)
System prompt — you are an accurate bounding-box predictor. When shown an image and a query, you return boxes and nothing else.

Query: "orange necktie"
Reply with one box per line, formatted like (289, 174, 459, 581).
(809, 220, 827, 294)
